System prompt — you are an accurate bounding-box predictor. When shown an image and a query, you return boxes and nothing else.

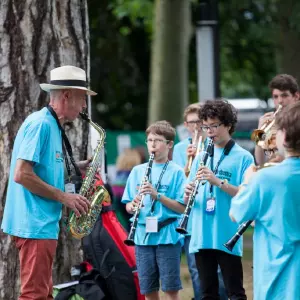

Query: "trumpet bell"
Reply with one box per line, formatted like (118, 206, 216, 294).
(251, 129, 265, 143)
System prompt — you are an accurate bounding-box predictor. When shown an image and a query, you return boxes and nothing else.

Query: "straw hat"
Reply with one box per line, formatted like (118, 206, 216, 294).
(40, 65, 97, 96)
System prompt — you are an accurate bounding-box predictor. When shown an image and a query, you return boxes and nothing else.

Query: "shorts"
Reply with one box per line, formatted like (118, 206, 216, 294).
(135, 242, 182, 295)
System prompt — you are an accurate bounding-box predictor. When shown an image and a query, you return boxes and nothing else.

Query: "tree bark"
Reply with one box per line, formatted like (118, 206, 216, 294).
(148, 0, 192, 127)
(276, 0, 300, 81)
(0, 1, 91, 298)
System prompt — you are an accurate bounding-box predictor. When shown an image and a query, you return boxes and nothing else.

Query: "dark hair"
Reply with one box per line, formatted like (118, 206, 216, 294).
(199, 99, 238, 135)
(146, 120, 176, 141)
(275, 101, 300, 152)
(269, 74, 299, 95)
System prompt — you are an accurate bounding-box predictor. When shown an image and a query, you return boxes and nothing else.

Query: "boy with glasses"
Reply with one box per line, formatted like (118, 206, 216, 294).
(173, 103, 227, 300)
(173, 103, 204, 176)
(184, 99, 254, 299)
(122, 120, 186, 300)
(230, 102, 300, 299)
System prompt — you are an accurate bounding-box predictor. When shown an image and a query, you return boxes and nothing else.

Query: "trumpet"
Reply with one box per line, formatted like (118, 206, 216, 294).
(186, 130, 204, 177)
(124, 153, 155, 246)
(176, 139, 214, 234)
(251, 105, 282, 149)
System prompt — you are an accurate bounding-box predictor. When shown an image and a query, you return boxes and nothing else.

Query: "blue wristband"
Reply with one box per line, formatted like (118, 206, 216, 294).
(156, 193, 162, 201)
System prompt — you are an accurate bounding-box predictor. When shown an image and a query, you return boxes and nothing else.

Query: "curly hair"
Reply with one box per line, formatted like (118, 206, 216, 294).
(269, 74, 299, 95)
(199, 99, 238, 135)
(146, 120, 176, 141)
(275, 101, 300, 152)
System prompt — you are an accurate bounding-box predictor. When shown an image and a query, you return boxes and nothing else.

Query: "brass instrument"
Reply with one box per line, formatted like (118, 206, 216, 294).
(176, 139, 214, 234)
(124, 153, 155, 246)
(186, 130, 203, 177)
(251, 105, 282, 150)
(68, 112, 111, 239)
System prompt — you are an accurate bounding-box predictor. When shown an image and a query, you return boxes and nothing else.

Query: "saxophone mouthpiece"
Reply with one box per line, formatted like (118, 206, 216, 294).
(79, 111, 90, 121)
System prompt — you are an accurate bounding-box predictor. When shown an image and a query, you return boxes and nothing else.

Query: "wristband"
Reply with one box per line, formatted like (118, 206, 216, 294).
(218, 179, 228, 189)
(156, 193, 162, 201)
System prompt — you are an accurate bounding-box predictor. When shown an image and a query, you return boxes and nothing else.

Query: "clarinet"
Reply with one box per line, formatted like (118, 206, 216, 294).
(223, 220, 252, 251)
(176, 139, 214, 234)
(124, 153, 155, 246)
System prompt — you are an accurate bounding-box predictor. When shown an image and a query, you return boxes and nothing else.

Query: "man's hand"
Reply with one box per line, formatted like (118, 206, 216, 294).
(62, 193, 90, 217)
(196, 166, 220, 186)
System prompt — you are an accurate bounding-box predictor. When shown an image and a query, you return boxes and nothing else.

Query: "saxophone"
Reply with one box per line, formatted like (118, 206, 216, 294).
(68, 112, 111, 239)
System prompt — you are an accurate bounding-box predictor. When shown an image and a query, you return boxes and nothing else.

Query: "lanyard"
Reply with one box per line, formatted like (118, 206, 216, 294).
(209, 139, 235, 194)
(47, 105, 82, 177)
(150, 160, 169, 213)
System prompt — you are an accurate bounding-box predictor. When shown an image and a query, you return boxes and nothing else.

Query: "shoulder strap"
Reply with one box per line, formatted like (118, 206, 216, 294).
(224, 139, 235, 156)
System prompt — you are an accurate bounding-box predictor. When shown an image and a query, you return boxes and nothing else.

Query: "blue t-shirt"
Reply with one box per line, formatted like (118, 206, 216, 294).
(121, 160, 185, 246)
(185, 142, 254, 256)
(230, 158, 300, 300)
(1, 107, 64, 239)
(173, 138, 191, 168)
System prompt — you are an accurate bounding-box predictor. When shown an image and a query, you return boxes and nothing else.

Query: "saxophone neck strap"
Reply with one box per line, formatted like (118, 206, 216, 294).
(47, 105, 81, 177)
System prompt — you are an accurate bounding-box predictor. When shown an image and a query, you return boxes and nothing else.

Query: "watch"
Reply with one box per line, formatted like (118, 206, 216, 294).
(218, 179, 228, 189)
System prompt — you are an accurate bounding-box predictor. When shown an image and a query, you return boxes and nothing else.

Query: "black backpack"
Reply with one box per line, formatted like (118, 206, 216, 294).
(82, 205, 143, 300)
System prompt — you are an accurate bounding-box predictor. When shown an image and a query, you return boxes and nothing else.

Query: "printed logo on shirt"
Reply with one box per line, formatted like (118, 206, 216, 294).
(135, 184, 169, 193)
(56, 151, 63, 163)
(218, 169, 232, 179)
(157, 185, 169, 193)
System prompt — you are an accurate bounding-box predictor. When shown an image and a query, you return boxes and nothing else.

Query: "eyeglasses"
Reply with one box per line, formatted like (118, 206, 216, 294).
(201, 123, 223, 132)
(186, 120, 201, 125)
(145, 139, 170, 145)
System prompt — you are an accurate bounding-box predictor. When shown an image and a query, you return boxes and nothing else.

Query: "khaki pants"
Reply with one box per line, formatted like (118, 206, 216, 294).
(13, 237, 57, 300)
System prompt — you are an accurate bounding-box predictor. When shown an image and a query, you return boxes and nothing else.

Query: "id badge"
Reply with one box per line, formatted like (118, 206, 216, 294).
(65, 182, 76, 194)
(205, 197, 215, 214)
(146, 216, 158, 233)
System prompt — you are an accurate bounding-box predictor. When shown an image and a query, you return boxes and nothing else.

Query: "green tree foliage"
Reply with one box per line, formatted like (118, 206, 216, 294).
(88, 0, 300, 130)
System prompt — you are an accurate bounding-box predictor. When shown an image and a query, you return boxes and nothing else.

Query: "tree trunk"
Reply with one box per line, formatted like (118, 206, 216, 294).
(0, 1, 90, 298)
(148, 0, 192, 127)
(276, 0, 300, 81)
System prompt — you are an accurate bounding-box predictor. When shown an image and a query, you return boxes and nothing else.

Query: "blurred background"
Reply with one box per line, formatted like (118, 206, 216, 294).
(1, 0, 300, 298)
(88, 0, 300, 182)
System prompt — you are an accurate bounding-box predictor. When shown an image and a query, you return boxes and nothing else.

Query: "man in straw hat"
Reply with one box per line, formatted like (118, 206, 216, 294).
(1, 65, 96, 299)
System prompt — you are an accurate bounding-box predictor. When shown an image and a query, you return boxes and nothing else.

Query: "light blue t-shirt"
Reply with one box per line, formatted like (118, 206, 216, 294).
(173, 138, 191, 168)
(230, 158, 300, 300)
(1, 107, 64, 239)
(185, 142, 254, 256)
(121, 160, 185, 246)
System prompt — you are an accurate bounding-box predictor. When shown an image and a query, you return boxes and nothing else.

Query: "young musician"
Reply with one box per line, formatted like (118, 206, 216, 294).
(1, 66, 94, 299)
(122, 121, 186, 300)
(173, 103, 204, 176)
(230, 101, 300, 299)
(184, 99, 254, 299)
(255, 74, 299, 165)
(173, 103, 227, 300)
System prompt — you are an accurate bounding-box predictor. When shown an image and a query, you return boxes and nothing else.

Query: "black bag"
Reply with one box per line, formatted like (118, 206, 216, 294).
(82, 205, 141, 300)
(54, 269, 107, 300)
